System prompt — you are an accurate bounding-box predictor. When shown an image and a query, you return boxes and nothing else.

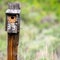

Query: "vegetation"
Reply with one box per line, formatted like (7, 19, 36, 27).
(0, 0, 60, 60)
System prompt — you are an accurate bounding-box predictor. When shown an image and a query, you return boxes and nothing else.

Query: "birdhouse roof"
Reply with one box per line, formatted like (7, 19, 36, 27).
(6, 9, 20, 14)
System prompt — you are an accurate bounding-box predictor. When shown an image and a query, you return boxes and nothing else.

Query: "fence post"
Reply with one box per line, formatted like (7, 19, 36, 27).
(5, 3, 20, 60)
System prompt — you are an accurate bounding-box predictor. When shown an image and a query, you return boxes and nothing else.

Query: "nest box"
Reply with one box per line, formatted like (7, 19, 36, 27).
(5, 3, 20, 33)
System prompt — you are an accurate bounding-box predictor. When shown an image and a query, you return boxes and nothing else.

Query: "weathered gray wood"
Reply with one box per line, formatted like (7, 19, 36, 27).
(6, 3, 20, 14)
(6, 3, 20, 33)
(6, 9, 20, 14)
(8, 3, 20, 9)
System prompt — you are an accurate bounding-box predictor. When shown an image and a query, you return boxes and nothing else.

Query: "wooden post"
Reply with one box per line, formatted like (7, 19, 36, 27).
(8, 33, 19, 60)
(5, 3, 20, 60)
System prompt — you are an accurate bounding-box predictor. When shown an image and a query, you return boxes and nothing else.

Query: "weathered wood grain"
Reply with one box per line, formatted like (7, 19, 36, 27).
(8, 33, 19, 60)
(6, 3, 20, 33)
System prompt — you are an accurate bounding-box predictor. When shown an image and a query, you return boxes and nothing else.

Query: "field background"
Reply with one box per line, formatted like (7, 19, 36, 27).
(0, 0, 60, 60)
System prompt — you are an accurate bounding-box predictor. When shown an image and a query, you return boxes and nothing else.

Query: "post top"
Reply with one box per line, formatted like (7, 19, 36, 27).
(8, 3, 20, 9)
(6, 3, 20, 14)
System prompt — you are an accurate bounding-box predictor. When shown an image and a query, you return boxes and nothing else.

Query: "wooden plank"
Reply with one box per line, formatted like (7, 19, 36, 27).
(8, 33, 19, 60)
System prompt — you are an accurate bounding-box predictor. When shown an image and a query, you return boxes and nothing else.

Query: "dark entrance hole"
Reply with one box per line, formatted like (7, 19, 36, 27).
(11, 16, 14, 19)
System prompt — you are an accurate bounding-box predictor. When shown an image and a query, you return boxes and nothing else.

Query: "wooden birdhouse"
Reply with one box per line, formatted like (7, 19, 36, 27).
(5, 3, 20, 33)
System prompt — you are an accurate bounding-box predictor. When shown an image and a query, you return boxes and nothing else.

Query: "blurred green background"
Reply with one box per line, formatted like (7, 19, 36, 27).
(0, 0, 60, 60)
